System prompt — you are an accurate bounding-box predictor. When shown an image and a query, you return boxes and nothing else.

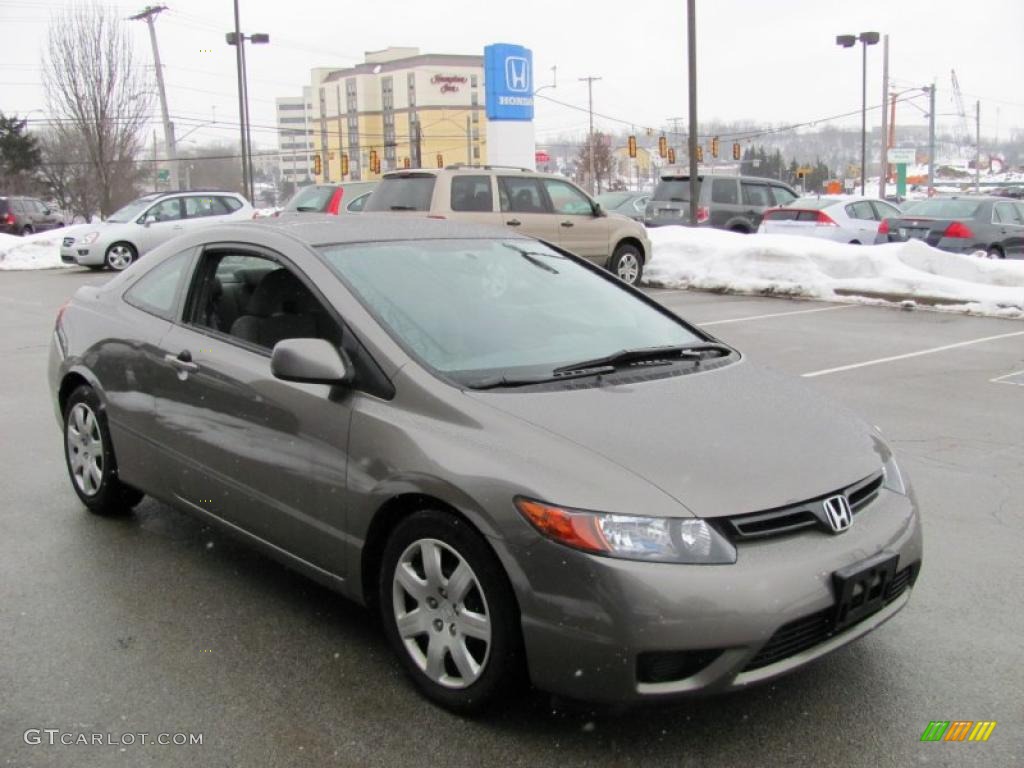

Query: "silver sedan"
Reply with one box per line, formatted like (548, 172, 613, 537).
(758, 195, 902, 244)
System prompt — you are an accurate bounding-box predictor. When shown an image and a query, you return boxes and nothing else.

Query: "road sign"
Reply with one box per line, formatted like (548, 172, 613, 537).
(157, 169, 170, 182)
(887, 147, 916, 164)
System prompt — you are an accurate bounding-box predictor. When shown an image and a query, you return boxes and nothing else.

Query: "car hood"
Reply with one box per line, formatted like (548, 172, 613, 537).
(466, 360, 881, 518)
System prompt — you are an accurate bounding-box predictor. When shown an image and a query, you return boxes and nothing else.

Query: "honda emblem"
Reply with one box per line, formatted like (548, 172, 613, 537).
(505, 56, 530, 93)
(823, 495, 853, 533)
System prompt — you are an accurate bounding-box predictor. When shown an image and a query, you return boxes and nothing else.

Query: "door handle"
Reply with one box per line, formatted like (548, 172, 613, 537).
(560, 220, 574, 228)
(164, 351, 199, 373)
(506, 218, 521, 226)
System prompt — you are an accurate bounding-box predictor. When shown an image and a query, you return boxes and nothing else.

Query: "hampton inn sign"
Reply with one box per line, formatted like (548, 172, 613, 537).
(430, 74, 468, 93)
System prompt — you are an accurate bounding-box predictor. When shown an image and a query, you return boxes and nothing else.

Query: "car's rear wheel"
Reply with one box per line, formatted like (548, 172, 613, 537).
(20, 226, 33, 236)
(985, 246, 1005, 259)
(610, 243, 643, 286)
(105, 242, 137, 270)
(63, 385, 143, 515)
(379, 509, 522, 713)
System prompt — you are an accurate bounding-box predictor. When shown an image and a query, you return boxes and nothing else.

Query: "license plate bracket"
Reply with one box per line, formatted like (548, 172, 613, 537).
(832, 552, 898, 631)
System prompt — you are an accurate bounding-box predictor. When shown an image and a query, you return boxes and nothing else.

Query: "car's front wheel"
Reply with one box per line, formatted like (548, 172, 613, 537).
(105, 242, 137, 270)
(610, 243, 644, 286)
(379, 509, 522, 713)
(63, 385, 143, 515)
(985, 246, 1005, 259)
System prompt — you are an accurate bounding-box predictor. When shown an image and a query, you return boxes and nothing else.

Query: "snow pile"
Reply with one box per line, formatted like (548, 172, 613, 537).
(644, 226, 1024, 318)
(0, 224, 98, 271)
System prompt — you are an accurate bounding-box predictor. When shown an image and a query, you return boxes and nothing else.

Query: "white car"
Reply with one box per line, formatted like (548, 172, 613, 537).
(758, 195, 902, 244)
(60, 191, 253, 270)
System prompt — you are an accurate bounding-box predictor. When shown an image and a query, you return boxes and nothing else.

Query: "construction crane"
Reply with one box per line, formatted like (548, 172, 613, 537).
(950, 70, 971, 158)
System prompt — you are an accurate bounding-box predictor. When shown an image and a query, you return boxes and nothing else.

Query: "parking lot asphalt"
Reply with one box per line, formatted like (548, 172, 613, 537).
(2, 268, 1022, 768)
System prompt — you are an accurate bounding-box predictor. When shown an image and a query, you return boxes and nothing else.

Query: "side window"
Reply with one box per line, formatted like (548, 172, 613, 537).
(450, 175, 494, 212)
(187, 251, 342, 350)
(1015, 203, 1024, 224)
(11, 199, 25, 213)
(846, 201, 875, 220)
(346, 192, 371, 212)
(123, 249, 193, 320)
(872, 201, 900, 220)
(994, 202, 1022, 224)
(219, 196, 243, 212)
(145, 198, 183, 222)
(711, 179, 739, 205)
(184, 196, 229, 218)
(634, 196, 648, 212)
(499, 177, 548, 213)
(740, 182, 772, 207)
(771, 187, 797, 206)
(543, 180, 593, 215)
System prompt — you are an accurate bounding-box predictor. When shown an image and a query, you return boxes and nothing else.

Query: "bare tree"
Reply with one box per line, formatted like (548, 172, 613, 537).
(42, 2, 152, 217)
(576, 132, 614, 193)
(36, 128, 100, 222)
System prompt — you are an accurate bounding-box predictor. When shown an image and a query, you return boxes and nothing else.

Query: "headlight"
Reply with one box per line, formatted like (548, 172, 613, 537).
(80, 232, 99, 244)
(515, 498, 736, 564)
(882, 453, 907, 495)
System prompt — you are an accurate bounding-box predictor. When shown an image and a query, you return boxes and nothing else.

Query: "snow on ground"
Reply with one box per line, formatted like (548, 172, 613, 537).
(644, 226, 1024, 319)
(0, 224, 96, 271)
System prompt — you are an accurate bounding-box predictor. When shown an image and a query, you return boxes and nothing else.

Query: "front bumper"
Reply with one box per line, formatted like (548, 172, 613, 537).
(505, 488, 922, 702)
(60, 242, 103, 266)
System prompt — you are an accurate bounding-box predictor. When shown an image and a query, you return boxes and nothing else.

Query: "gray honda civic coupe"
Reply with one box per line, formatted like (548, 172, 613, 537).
(49, 215, 922, 712)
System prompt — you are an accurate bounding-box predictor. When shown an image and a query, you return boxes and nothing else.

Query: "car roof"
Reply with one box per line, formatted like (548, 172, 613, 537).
(249, 212, 534, 246)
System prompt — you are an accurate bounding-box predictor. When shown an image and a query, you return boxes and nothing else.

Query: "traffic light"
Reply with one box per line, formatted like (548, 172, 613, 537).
(369, 149, 379, 174)
(696, 145, 704, 163)
(313, 153, 322, 176)
(436, 153, 444, 168)
(711, 136, 720, 158)
(732, 142, 741, 161)
(341, 153, 349, 176)
(658, 135, 667, 158)
(667, 147, 676, 164)
(627, 135, 637, 159)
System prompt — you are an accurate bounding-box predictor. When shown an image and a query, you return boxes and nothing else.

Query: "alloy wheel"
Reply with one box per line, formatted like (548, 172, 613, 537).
(66, 403, 104, 496)
(107, 245, 135, 270)
(391, 538, 492, 689)
(617, 252, 640, 284)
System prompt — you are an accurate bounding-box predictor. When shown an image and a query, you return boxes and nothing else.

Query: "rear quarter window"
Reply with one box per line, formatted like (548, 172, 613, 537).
(123, 250, 193, 320)
(364, 175, 436, 212)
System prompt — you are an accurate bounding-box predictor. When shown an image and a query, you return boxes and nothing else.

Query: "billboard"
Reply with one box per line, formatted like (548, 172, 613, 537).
(484, 43, 534, 121)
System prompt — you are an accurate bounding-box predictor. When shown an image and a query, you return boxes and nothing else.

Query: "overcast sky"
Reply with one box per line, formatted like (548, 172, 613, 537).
(3, 0, 1022, 150)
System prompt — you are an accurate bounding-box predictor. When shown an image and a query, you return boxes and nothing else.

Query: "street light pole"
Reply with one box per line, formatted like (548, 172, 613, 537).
(836, 31, 879, 196)
(230, 0, 248, 199)
(686, 0, 699, 228)
(578, 75, 601, 194)
(879, 34, 889, 200)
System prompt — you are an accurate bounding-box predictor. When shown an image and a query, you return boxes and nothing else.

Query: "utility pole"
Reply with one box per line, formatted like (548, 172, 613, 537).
(466, 115, 471, 166)
(879, 34, 889, 200)
(231, 0, 249, 199)
(926, 84, 936, 195)
(131, 6, 177, 190)
(578, 75, 601, 194)
(975, 100, 981, 194)
(686, 0, 699, 227)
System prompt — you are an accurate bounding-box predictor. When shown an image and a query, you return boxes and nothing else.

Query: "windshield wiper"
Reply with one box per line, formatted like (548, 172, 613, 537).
(465, 365, 616, 390)
(500, 242, 560, 274)
(552, 343, 732, 374)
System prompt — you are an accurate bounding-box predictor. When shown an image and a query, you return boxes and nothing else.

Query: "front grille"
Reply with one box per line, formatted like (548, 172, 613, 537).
(743, 563, 919, 671)
(724, 471, 884, 541)
(637, 649, 723, 684)
(62, 236, 75, 247)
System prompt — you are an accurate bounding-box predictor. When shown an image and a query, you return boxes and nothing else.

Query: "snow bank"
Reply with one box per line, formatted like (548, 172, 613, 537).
(644, 226, 1024, 319)
(0, 224, 95, 271)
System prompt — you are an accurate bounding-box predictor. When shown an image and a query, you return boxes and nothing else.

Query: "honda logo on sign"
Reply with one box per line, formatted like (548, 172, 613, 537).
(823, 495, 853, 533)
(505, 56, 530, 93)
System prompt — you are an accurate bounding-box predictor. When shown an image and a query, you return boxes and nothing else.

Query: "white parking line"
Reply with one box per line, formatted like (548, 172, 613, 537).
(701, 304, 857, 326)
(991, 370, 1024, 386)
(802, 331, 1024, 378)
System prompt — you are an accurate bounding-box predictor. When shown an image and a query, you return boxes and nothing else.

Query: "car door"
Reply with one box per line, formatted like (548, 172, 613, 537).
(844, 201, 881, 243)
(709, 177, 743, 230)
(541, 178, 609, 262)
(740, 181, 774, 229)
(448, 174, 501, 227)
(182, 194, 238, 230)
(150, 246, 355, 576)
(497, 176, 561, 244)
(992, 202, 1024, 256)
(136, 196, 186, 254)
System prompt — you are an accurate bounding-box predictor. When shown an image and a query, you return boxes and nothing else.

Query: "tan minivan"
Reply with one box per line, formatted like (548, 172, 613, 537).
(364, 166, 651, 285)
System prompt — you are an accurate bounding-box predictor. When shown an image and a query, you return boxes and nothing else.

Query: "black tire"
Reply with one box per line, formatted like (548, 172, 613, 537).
(849, 240, 862, 245)
(379, 509, 524, 714)
(86, 265, 106, 272)
(105, 242, 137, 271)
(20, 226, 33, 236)
(986, 246, 1005, 259)
(63, 385, 143, 515)
(609, 243, 644, 286)
(728, 226, 750, 234)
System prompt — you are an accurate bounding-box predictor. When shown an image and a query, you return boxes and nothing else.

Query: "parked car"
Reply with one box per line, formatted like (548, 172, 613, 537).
(758, 196, 902, 244)
(594, 191, 649, 222)
(364, 166, 651, 285)
(50, 216, 921, 713)
(645, 173, 798, 231)
(878, 197, 1024, 258)
(0, 195, 65, 235)
(59, 190, 253, 270)
(279, 182, 377, 216)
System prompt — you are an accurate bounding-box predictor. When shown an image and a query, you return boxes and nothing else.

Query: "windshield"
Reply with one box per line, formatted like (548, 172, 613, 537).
(901, 199, 982, 218)
(364, 175, 436, 211)
(652, 179, 700, 203)
(318, 238, 701, 383)
(286, 186, 335, 211)
(106, 196, 160, 223)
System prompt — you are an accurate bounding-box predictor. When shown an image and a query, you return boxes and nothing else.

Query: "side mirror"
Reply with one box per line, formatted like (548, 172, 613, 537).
(593, 202, 607, 218)
(271, 338, 350, 385)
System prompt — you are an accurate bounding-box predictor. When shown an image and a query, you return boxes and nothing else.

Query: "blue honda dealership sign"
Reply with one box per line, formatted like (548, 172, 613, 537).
(484, 44, 534, 121)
